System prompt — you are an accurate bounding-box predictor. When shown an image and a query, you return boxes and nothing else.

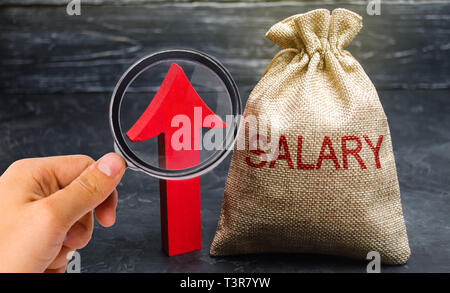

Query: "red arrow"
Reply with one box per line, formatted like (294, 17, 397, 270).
(127, 63, 227, 256)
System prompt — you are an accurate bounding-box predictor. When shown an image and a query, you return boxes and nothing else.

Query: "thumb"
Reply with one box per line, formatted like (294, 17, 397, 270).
(44, 153, 126, 227)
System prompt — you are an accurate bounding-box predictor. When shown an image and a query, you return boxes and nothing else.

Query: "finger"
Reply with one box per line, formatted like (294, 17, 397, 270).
(47, 246, 73, 270)
(0, 155, 94, 204)
(63, 212, 93, 249)
(42, 153, 125, 227)
(95, 189, 118, 227)
(2, 155, 94, 192)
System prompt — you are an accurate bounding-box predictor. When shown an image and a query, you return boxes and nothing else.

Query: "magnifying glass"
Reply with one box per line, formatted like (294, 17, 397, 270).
(109, 49, 241, 256)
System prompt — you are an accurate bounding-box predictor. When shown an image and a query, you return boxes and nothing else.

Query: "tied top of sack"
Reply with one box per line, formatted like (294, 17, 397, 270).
(257, 8, 380, 131)
(266, 8, 362, 57)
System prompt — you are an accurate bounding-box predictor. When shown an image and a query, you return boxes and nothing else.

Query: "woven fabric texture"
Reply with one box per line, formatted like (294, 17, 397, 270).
(210, 8, 410, 264)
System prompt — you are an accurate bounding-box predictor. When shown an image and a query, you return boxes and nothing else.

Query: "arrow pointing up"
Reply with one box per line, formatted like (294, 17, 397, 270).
(127, 63, 227, 144)
(126, 63, 228, 256)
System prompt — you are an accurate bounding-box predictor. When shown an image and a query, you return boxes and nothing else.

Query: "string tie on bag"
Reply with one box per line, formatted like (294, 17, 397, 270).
(262, 48, 301, 77)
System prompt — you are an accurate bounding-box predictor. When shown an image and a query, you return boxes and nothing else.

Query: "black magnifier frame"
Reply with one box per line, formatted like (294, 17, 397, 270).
(110, 49, 241, 180)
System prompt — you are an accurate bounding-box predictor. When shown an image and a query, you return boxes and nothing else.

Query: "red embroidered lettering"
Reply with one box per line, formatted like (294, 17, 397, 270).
(297, 136, 315, 170)
(245, 134, 383, 170)
(269, 135, 294, 169)
(363, 135, 383, 169)
(316, 136, 340, 170)
(245, 149, 267, 168)
(342, 136, 367, 169)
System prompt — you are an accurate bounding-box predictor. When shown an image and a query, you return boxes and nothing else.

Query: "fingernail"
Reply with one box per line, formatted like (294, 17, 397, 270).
(97, 153, 123, 177)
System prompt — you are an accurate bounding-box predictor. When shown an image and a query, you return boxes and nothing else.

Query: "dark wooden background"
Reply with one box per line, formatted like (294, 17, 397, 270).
(0, 1, 449, 272)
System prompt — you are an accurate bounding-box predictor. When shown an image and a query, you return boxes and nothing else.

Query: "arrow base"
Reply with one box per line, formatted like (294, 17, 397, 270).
(159, 177, 201, 256)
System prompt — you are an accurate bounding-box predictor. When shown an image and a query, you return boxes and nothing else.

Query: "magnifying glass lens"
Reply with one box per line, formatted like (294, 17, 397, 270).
(112, 51, 240, 179)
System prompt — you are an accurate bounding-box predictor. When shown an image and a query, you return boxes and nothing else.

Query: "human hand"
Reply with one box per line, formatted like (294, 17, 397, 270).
(0, 153, 126, 273)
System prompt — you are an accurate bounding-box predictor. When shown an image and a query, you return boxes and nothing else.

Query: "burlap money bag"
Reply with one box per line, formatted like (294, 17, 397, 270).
(210, 8, 410, 264)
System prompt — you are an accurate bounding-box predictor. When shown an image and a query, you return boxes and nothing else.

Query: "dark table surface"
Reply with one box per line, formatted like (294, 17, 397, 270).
(0, 1, 449, 273)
